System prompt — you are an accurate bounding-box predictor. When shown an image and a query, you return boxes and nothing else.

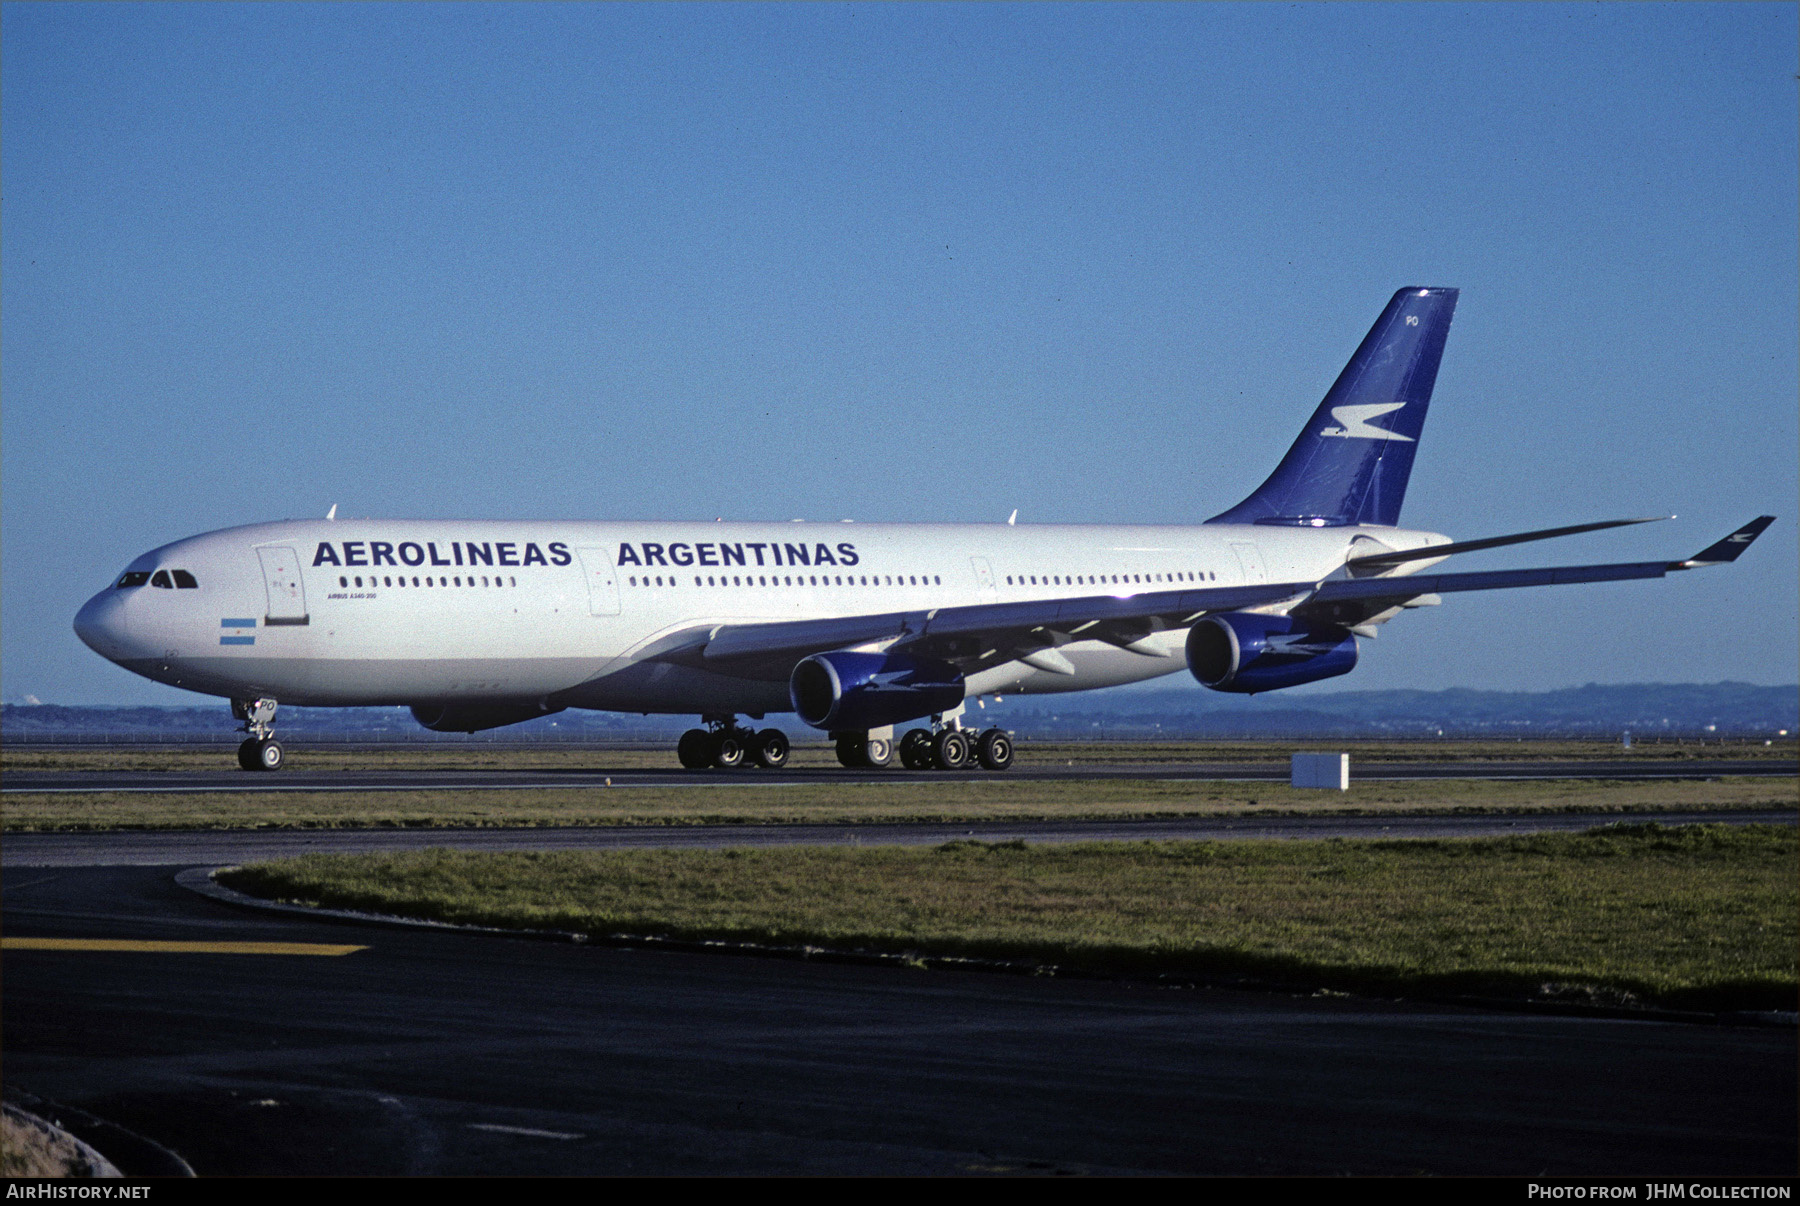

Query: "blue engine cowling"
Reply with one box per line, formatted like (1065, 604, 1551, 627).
(410, 704, 565, 733)
(789, 650, 966, 731)
(1185, 612, 1358, 694)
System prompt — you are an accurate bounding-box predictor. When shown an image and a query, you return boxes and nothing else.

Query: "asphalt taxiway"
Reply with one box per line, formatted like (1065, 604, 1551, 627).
(4, 860, 1794, 1176)
(6, 747, 1795, 1176)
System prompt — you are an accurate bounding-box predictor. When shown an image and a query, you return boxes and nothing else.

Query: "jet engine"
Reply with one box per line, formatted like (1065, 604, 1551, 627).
(1185, 612, 1358, 694)
(789, 650, 965, 731)
(409, 703, 565, 733)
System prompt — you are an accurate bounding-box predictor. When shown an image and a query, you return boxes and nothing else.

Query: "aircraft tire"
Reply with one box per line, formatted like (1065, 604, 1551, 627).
(834, 737, 867, 768)
(713, 734, 745, 769)
(931, 729, 970, 771)
(863, 736, 893, 768)
(237, 738, 262, 772)
(753, 728, 790, 769)
(898, 729, 933, 769)
(255, 739, 285, 772)
(976, 728, 1014, 771)
(677, 729, 713, 769)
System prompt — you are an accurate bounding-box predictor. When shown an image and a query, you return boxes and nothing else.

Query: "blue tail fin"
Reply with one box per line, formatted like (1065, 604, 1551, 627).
(1208, 287, 1458, 528)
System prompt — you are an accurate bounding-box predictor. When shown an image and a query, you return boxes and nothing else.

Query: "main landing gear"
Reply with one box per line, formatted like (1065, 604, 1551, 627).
(232, 697, 284, 772)
(677, 718, 790, 770)
(671, 714, 1014, 772)
(897, 725, 1013, 772)
(839, 717, 1014, 771)
(834, 730, 894, 768)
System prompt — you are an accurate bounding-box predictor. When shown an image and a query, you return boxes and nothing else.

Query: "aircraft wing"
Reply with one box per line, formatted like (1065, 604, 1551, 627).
(1298, 516, 1777, 627)
(666, 517, 1776, 681)
(686, 581, 1311, 680)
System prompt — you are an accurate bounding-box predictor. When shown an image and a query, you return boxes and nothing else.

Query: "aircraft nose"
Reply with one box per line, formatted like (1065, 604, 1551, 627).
(74, 590, 130, 660)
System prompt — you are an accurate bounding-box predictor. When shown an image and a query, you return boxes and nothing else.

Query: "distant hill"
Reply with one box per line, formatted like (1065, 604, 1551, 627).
(3, 682, 1794, 742)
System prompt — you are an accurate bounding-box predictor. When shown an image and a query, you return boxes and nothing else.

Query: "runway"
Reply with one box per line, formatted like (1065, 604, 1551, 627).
(4, 861, 1794, 1176)
(7, 757, 1794, 794)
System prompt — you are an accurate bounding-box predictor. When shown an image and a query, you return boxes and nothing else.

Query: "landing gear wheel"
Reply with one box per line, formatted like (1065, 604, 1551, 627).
(863, 736, 893, 768)
(237, 738, 261, 772)
(677, 728, 714, 769)
(835, 737, 867, 769)
(931, 729, 971, 771)
(254, 739, 284, 772)
(899, 729, 934, 769)
(712, 733, 745, 769)
(752, 728, 790, 769)
(976, 728, 1014, 771)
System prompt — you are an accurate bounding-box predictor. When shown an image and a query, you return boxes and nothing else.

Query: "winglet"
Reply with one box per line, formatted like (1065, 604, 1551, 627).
(1672, 516, 1776, 569)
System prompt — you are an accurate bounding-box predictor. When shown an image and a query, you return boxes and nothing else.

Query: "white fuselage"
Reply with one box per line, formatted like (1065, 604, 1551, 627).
(74, 518, 1447, 716)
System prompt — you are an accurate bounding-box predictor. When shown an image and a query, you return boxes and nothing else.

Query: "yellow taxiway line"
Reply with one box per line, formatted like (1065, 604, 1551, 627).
(2, 938, 367, 956)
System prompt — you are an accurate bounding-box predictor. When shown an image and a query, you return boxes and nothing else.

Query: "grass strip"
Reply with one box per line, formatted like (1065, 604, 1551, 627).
(5, 776, 1794, 831)
(219, 823, 1798, 1012)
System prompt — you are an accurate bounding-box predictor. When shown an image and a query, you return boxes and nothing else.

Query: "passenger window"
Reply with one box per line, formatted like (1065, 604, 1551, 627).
(115, 571, 151, 589)
(150, 571, 173, 589)
(340, 577, 349, 587)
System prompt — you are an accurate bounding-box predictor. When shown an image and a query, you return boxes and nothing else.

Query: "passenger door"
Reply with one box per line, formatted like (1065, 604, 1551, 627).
(970, 556, 997, 603)
(257, 546, 309, 624)
(574, 547, 623, 616)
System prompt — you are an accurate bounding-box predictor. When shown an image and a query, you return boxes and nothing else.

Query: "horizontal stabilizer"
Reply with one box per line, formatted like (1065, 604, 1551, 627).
(1347, 516, 1672, 569)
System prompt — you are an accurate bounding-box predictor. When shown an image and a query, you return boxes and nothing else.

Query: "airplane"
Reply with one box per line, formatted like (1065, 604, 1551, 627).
(73, 287, 1775, 773)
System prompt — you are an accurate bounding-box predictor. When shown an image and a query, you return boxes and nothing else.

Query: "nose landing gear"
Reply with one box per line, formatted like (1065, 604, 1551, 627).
(232, 698, 284, 772)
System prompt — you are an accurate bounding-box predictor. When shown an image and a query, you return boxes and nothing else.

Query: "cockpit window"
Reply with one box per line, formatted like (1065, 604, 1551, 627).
(150, 570, 173, 589)
(171, 569, 198, 589)
(115, 571, 151, 589)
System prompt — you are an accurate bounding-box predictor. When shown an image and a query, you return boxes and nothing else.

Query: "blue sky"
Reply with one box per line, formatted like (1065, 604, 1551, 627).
(4, 2, 1795, 706)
